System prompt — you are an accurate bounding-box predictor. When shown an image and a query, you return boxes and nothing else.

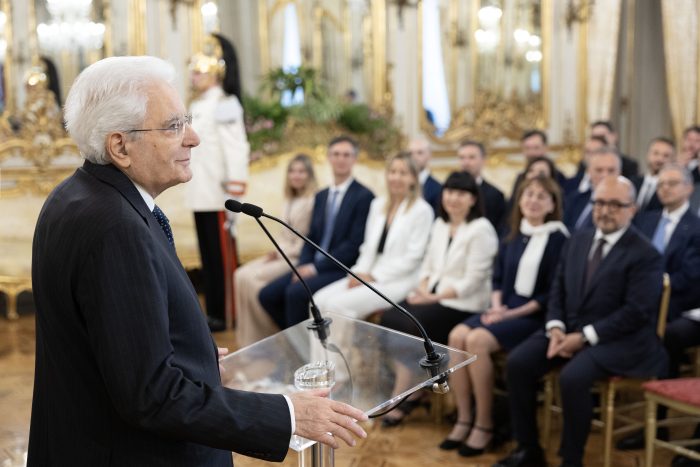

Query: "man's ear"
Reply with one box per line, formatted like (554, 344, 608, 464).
(106, 132, 132, 169)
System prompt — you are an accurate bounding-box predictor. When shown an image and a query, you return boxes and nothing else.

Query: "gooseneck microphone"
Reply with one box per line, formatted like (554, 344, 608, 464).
(225, 200, 331, 343)
(225, 199, 449, 393)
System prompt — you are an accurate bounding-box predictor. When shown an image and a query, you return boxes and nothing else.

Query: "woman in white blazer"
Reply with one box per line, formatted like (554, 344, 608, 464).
(313, 153, 434, 319)
(380, 171, 499, 427)
(234, 154, 317, 347)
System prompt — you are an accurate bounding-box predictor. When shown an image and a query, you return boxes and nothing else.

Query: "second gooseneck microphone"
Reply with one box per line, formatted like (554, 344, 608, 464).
(225, 199, 449, 393)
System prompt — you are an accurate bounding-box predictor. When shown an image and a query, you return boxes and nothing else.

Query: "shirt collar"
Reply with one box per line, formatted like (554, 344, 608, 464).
(331, 176, 354, 194)
(593, 225, 629, 248)
(419, 169, 430, 185)
(132, 181, 155, 211)
(663, 201, 689, 224)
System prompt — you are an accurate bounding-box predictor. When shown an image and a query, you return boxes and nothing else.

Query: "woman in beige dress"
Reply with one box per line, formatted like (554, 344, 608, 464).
(234, 154, 316, 347)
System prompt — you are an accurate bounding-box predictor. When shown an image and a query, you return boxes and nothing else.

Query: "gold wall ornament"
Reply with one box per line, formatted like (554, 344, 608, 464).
(565, 0, 595, 31)
(0, 0, 15, 116)
(434, 89, 544, 145)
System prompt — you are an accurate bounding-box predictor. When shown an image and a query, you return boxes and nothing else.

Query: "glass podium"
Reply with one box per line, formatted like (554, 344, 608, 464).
(220, 312, 476, 466)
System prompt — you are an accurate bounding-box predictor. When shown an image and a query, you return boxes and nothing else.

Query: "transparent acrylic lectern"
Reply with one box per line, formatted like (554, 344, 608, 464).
(220, 312, 475, 467)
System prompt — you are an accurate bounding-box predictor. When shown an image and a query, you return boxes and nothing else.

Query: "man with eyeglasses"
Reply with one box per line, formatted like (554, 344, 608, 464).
(29, 56, 368, 467)
(617, 165, 700, 456)
(495, 176, 666, 467)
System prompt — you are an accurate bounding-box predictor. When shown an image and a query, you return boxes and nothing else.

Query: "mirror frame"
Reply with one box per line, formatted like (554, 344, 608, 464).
(418, 0, 551, 145)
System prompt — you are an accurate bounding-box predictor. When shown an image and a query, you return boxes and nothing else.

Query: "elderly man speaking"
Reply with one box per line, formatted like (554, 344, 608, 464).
(28, 56, 367, 467)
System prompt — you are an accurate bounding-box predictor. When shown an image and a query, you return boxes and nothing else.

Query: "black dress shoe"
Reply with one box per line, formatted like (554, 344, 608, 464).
(615, 427, 668, 450)
(672, 454, 700, 467)
(492, 447, 547, 467)
(207, 316, 226, 332)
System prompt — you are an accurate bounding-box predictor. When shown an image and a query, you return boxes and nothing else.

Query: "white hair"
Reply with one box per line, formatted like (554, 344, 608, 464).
(64, 56, 176, 164)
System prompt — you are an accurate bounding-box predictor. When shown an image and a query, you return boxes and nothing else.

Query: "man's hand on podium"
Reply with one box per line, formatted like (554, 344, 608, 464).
(289, 388, 368, 449)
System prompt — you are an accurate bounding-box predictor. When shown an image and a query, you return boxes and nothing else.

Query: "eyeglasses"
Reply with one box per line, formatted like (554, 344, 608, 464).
(590, 199, 633, 211)
(125, 114, 193, 138)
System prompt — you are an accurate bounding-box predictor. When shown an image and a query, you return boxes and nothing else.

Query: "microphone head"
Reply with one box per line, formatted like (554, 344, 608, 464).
(224, 199, 243, 213)
(241, 203, 263, 218)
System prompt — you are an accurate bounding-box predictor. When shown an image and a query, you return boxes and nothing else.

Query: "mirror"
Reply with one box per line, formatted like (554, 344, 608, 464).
(420, 0, 548, 143)
(34, 0, 108, 105)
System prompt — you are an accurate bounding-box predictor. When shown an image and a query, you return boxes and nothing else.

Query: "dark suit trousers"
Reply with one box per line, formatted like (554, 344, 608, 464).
(259, 270, 345, 329)
(194, 212, 229, 321)
(507, 332, 608, 465)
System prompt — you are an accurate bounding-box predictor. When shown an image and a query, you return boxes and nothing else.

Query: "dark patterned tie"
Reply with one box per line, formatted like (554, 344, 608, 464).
(152, 205, 174, 246)
(584, 238, 606, 290)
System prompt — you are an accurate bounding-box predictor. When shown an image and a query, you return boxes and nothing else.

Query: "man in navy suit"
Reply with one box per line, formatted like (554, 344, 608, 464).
(408, 137, 442, 213)
(563, 147, 621, 232)
(494, 176, 666, 467)
(564, 135, 607, 196)
(457, 139, 506, 229)
(259, 136, 374, 328)
(29, 57, 367, 467)
(618, 165, 700, 452)
(631, 137, 675, 213)
(590, 120, 639, 178)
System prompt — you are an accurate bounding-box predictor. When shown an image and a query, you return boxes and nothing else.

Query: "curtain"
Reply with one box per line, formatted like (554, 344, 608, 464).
(586, 0, 622, 121)
(661, 0, 698, 142)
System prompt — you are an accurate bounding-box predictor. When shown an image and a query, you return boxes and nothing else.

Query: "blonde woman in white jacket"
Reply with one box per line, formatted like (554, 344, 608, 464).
(380, 171, 499, 427)
(313, 153, 434, 319)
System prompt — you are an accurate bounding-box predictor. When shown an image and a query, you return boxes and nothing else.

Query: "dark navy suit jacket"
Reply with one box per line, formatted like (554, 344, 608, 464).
(635, 208, 700, 319)
(547, 226, 667, 377)
(423, 174, 442, 214)
(563, 189, 593, 231)
(299, 179, 374, 272)
(29, 162, 291, 467)
(481, 179, 507, 230)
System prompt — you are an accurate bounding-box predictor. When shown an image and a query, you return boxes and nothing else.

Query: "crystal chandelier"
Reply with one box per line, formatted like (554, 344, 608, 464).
(37, 0, 105, 53)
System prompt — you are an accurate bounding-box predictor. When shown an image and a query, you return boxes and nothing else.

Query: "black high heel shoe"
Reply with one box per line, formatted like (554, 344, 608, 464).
(458, 425, 496, 457)
(438, 420, 473, 450)
(381, 396, 429, 428)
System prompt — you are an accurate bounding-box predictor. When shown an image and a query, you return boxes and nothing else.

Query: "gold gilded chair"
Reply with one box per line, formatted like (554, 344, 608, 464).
(643, 378, 700, 467)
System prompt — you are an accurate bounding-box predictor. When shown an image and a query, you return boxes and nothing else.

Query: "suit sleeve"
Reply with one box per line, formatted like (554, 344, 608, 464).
(531, 233, 566, 310)
(451, 222, 498, 298)
(668, 231, 700, 293)
(216, 96, 250, 197)
(76, 220, 291, 460)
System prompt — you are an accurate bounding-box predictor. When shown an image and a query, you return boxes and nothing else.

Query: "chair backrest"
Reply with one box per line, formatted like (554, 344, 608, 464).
(656, 273, 671, 338)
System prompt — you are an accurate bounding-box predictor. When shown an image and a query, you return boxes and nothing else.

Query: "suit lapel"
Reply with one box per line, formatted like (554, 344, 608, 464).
(573, 232, 594, 299)
(582, 229, 632, 301)
(665, 211, 692, 260)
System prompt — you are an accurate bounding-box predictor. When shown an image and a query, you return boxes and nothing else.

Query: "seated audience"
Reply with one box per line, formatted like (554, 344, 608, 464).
(565, 135, 608, 196)
(494, 176, 667, 467)
(457, 140, 507, 229)
(408, 137, 442, 213)
(258, 136, 373, 329)
(234, 154, 316, 347)
(379, 171, 499, 427)
(509, 129, 567, 199)
(631, 137, 675, 213)
(589, 120, 639, 178)
(563, 147, 621, 232)
(441, 175, 568, 457)
(618, 164, 700, 452)
(313, 153, 433, 319)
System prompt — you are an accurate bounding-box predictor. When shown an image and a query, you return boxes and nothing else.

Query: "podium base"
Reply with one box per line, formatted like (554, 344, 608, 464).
(298, 442, 334, 467)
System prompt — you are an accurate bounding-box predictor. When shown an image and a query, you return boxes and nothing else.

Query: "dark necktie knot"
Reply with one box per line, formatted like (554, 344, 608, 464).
(152, 205, 174, 246)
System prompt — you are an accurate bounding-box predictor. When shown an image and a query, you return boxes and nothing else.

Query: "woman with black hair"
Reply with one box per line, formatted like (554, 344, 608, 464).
(185, 33, 249, 332)
(379, 171, 499, 427)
